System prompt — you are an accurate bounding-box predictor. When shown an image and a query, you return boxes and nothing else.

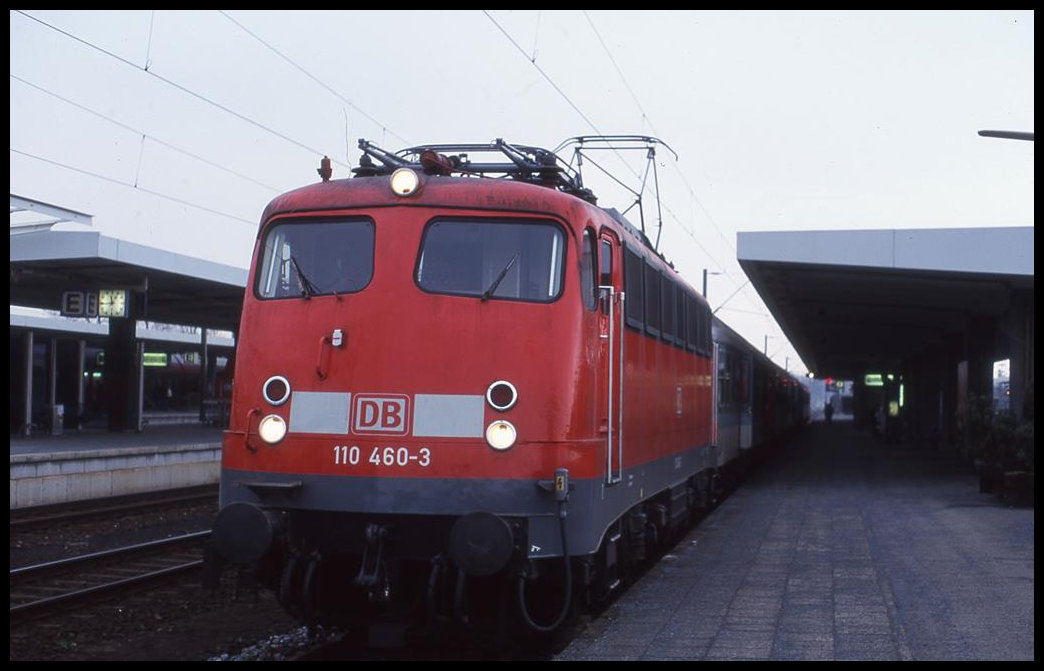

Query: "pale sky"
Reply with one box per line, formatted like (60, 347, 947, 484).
(9, 10, 1035, 376)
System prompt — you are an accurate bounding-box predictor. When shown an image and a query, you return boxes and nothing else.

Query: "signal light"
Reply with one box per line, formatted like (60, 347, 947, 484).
(263, 375, 291, 406)
(486, 380, 518, 411)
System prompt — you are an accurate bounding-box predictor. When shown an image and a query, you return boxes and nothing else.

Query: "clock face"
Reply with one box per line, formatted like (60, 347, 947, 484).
(98, 289, 128, 318)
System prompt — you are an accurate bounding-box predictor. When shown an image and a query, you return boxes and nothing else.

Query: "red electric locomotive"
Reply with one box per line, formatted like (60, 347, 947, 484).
(208, 136, 798, 641)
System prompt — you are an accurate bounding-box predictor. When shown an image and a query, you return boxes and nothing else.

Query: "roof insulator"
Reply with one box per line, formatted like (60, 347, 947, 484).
(317, 156, 332, 182)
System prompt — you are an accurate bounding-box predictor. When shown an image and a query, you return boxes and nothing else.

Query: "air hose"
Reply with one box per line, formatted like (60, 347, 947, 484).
(517, 499, 572, 632)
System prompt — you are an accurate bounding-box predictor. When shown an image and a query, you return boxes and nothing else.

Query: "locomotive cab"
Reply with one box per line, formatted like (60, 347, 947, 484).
(211, 144, 613, 636)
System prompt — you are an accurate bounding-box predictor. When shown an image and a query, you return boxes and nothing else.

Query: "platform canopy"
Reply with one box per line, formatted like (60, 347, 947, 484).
(738, 227, 1034, 380)
(10, 195, 247, 332)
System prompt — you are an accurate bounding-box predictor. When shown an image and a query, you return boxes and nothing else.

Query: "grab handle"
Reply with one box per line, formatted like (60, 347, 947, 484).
(243, 407, 260, 453)
(316, 335, 332, 380)
(316, 328, 345, 380)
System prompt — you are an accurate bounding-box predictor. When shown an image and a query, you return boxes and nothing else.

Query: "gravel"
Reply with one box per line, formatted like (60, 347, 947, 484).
(207, 625, 344, 661)
(9, 496, 314, 661)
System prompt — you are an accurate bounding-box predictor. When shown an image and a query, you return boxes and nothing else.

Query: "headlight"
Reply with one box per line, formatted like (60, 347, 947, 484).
(258, 414, 287, 445)
(263, 375, 290, 406)
(485, 380, 518, 411)
(485, 420, 517, 451)
(389, 168, 420, 196)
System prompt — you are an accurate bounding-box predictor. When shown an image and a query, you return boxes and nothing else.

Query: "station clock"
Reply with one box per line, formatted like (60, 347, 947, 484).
(98, 289, 129, 318)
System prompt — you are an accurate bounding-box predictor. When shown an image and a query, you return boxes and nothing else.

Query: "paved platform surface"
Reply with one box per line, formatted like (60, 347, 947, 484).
(555, 421, 1034, 661)
(10, 422, 224, 458)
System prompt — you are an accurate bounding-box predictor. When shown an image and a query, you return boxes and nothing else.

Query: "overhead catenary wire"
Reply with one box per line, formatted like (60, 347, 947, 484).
(579, 11, 801, 370)
(217, 10, 410, 149)
(11, 9, 407, 236)
(12, 10, 808, 372)
(14, 10, 353, 171)
(582, 11, 734, 261)
(143, 10, 156, 71)
(10, 147, 257, 226)
(579, 11, 755, 307)
(10, 74, 283, 194)
(564, 14, 752, 325)
(580, 12, 759, 331)
(492, 13, 739, 276)
(486, 11, 720, 270)
(581, 11, 655, 134)
(484, 10, 606, 141)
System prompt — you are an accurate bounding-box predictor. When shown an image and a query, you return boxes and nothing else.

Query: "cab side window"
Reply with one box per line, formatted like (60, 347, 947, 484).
(580, 228, 597, 310)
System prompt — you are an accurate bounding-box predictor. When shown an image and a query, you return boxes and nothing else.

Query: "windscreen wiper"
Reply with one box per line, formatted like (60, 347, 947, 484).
(481, 252, 519, 302)
(290, 256, 321, 299)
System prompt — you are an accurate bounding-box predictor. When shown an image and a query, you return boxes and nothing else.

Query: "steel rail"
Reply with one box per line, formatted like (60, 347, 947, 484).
(9, 485, 218, 530)
(10, 530, 211, 623)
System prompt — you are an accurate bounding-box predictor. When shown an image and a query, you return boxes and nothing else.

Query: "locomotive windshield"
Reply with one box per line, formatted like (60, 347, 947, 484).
(416, 219, 564, 302)
(255, 218, 375, 299)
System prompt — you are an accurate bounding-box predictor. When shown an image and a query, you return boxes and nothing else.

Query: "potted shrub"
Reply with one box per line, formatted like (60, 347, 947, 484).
(1001, 383, 1033, 507)
(956, 393, 1001, 492)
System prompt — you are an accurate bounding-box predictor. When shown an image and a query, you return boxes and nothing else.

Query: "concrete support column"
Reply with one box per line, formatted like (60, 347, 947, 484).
(199, 328, 209, 424)
(22, 329, 34, 436)
(1005, 291, 1034, 421)
(106, 316, 138, 432)
(48, 337, 60, 435)
(48, 337, 57, 409)
(77, 339, 86, 430)
(135, 339, 145, 433)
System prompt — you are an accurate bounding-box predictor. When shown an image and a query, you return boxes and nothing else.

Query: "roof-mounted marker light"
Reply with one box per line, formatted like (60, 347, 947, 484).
(390, 168, 420, 197)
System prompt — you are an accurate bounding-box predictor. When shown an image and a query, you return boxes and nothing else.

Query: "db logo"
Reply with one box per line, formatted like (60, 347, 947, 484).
(351, 394, 410, 435)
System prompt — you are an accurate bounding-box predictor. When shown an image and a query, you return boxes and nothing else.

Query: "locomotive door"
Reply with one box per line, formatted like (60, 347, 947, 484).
(598, 231, 624, 485)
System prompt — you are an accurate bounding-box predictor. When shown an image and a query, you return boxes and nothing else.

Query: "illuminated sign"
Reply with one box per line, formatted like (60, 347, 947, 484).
(143, 352, 169, 367)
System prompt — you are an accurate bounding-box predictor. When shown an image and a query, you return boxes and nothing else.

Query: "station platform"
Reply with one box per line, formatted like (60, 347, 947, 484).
(10, 417, 223, 509)
(555, 420, 1034, 661)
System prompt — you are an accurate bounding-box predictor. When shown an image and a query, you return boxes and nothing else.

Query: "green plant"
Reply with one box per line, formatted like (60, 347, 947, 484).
(956, 387, 1034, 474)
(988, 410, 1019, 469)
(955, 393, 995, 462)
(1012, 419, 1034, 472)
(1010, 375, 1033, 472)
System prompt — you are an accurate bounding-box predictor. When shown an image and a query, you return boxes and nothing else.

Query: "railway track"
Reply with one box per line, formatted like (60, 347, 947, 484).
(10, 530, 211, 625)
(9, 484, 218, 531)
